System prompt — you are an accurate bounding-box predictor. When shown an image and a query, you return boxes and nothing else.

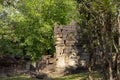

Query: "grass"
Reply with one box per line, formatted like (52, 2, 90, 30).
(53, 73, 87, 80)
(0, 77, 39, 80)
(0, 74, 39, 80)
(53, 72, 103, 80)
(0, 72, 102, 80)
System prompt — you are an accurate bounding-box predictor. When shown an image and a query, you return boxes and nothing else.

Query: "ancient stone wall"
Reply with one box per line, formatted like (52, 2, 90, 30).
(0, 55, 31, 77)
(54, 21, 84, 72)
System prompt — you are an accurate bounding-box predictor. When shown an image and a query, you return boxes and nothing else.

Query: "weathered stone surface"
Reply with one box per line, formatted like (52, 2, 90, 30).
(56, 56, 66, 68)
(0, 55, 32, 77)
(0, 73, 7, 78)
(54, 21, 82, 73)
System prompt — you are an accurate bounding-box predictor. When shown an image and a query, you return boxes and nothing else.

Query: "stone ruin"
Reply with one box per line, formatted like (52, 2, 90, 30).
(54, 22, 79, 71)
(0, 55, 32, 77)
(36, 21, 88, 77)
(54, 21, 88, 74)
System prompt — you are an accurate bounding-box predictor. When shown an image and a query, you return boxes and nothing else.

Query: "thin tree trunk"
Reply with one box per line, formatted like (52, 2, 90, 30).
(114, 53, 120, 80)
(117, 9, 120, 80)
(88, 50, 94, 80)
(88, 66, 93, 80)
(108, 60, 113, 80)
(117, 57, 120, 80)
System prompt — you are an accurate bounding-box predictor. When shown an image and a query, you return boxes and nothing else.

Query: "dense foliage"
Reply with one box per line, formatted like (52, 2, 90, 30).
(0, 0, 77, 60)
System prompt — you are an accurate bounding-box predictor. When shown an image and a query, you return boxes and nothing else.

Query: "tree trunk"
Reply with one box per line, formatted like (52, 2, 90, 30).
(108, 60, 113, 80)
(88, 50, 94, 80)
(88, 66, 93, 80)
(118, 9, 120, 80)
(117, 55, 120, 80)
(114, 53, 120, 80)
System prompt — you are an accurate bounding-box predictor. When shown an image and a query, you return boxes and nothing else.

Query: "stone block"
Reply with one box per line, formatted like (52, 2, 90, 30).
(54, 34, 63, 38)
(55, 42, 64, 45)
(65, 41, 76, 45)
(55, 37, 63, 41)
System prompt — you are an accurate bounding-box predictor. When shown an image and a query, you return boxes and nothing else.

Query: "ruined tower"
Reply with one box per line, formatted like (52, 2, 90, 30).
(54, 21, 82, 72)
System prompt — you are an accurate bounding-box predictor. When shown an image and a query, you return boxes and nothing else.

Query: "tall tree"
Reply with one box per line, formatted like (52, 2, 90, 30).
(0, 0, 77, 60)
(76, 0, 120, 80)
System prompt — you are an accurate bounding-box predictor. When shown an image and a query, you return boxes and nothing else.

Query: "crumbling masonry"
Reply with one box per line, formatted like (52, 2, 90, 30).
(54, 21, 87, 72)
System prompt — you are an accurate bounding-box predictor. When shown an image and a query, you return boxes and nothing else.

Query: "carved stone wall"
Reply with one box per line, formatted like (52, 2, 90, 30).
(54, 21, 83, 72)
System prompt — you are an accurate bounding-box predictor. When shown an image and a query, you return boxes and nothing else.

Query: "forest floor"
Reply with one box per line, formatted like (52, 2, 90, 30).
(0, 72, 102, 80)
